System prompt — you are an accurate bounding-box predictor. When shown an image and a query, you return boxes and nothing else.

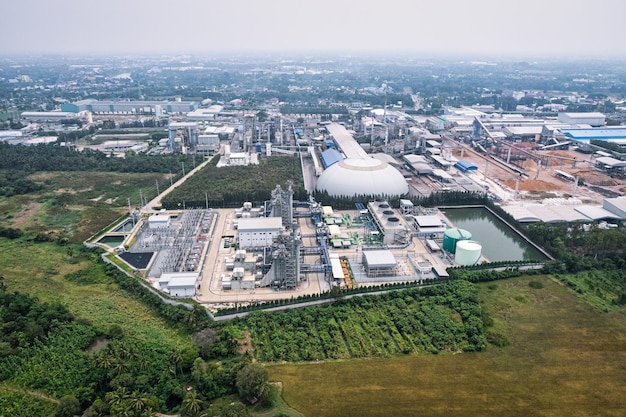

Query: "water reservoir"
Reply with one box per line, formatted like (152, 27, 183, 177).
(441, 207, 547, 262)
(97, 235, 125, 248)
(113, 219, 135, 233)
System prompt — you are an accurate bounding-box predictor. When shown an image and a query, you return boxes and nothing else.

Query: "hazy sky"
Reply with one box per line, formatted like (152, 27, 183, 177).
(3, 0, 626, 58)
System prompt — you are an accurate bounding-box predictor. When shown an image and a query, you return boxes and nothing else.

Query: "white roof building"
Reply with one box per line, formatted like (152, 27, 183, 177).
(158, 272, 199, 297)
(148, 214, 170, 229)
(558, 112, 605, 127)
(237, 217, 283, 249)
(362, 250, 397, 277)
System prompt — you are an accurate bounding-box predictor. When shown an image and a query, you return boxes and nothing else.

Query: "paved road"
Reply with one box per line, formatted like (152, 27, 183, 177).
(142, 156, 213, 214)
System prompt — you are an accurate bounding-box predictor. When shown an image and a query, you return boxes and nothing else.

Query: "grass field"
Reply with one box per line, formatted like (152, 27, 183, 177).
(0, 238, 191, 349)
(268, 275, 626, 417)
(0, 171, 168, 242)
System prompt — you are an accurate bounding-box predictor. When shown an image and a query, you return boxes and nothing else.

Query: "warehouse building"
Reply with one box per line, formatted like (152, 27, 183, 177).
(61, 99, 198, 114)
(557, 112, 605, 127)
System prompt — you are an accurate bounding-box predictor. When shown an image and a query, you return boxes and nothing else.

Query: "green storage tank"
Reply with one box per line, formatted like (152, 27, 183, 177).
(442, 228, 472, 254)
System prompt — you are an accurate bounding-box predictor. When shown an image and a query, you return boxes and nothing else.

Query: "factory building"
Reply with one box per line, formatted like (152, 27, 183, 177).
(603, 197, 626, 219)
(558, 126, 626, 144)
(197, 134, 220, 154)
(186, 105, 224, 121)
(61, 99, 198, 114)
(21, 111, 80, 122)
(502, 197, 626, 224)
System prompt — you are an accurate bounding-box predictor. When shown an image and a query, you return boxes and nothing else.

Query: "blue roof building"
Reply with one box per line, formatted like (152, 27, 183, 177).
(455, 159, 478, 172)
(560, 127, 626, 143)
(321, 148, 344, 168)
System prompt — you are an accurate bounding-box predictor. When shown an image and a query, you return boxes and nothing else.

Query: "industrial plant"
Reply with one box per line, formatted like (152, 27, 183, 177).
(89, 113, 626, 308)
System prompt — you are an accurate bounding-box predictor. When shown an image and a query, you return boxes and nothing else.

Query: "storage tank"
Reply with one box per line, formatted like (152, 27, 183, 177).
(454, 240, 482, 266)
(443, 228, 472, 254)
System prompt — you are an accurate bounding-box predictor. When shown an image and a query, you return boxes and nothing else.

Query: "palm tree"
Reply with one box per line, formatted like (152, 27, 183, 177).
(138, 356, 150, 371)
(169, 348, 184, 376)
(95, 352, 114, 369)
(105, 387, 129, 409)
(112, 361, 128, 377)
(128, 391, 149, 413)
(181, 390, 203, 417)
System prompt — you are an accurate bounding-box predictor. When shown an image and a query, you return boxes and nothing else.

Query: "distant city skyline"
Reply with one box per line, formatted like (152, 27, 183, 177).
(3, 0, 626, 59)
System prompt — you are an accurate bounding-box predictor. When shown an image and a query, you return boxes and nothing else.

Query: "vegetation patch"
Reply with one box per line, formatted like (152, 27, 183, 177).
(269, 275, 626, 417)
(0, 385, 57, 417)
(553, 269, 626, 311)
(246, 281, 487, 362)
(162, 155, 307, 208)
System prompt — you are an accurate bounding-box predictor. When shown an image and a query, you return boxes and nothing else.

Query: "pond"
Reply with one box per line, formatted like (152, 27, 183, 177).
(113, 219, 135, 233)
(97, 235, 125, 247)
(440, 207, 548, 262)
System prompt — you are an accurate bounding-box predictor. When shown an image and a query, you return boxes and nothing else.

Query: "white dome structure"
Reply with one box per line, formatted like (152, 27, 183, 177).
(316, 158, 409, 197)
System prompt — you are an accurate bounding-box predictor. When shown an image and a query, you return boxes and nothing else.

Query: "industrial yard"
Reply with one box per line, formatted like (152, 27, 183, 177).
(89, 118, 626, 311)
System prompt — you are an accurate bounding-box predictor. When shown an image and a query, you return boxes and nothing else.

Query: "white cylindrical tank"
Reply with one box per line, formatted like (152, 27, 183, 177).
(454, 240, 482, 266)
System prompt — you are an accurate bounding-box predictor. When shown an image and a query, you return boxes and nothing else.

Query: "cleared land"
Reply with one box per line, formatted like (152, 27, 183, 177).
(268, 275, 626, 417)
(448, 144, 624, 202)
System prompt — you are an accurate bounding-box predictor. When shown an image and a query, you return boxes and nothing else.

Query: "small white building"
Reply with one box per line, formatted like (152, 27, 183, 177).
(362, 250, 397, 278)
(148, 214, 170, 229)
(229, 152, 249, 166)
(413, 215, 447, 237)
(158, 272, 199, 297)
(237, 217, 283, 249)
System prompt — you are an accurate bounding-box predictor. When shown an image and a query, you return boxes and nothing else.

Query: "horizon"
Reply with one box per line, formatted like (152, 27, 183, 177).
(3, 0, 626, 59)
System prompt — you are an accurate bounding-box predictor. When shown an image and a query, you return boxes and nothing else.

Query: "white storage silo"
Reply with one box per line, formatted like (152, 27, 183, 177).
(454, 240, 482, 266)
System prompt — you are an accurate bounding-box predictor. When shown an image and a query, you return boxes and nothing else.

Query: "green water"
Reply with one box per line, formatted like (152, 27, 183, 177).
(113, 219, 135, 232)
(97, 236, 124, 247)
(441, 207, 547, 262)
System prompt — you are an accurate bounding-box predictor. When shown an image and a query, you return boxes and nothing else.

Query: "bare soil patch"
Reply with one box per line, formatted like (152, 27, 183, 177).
(502, 179, 555, 191)
(10, 202, 42, 228)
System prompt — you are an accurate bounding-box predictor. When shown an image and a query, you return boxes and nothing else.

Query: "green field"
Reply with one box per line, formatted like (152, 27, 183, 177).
(268, 275, 626, 417)
(0, 238, 191, 348)
(0, 171, 168, 242)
